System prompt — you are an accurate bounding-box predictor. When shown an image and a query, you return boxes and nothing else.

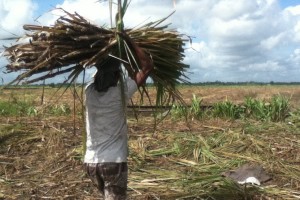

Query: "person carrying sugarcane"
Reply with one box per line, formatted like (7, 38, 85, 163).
(84, 33, 154, 200)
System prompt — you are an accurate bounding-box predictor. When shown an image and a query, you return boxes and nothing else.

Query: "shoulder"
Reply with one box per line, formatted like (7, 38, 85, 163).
(126, 77, 137, 88)
(126, 76, 137, 84)
(85, 82, 96, 97)
(85, 81, 94, 91)
(125, 77, 138, 97)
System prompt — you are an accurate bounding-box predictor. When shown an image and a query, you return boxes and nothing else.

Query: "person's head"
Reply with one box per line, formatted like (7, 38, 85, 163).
(94, 58, 121, 92)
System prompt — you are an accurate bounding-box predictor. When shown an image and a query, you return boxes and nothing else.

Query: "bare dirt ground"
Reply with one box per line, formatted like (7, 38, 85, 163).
(0, 85, 300, 199)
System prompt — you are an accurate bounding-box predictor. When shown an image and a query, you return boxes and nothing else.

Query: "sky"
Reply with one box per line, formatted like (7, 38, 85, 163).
(0, 0, 300, 84)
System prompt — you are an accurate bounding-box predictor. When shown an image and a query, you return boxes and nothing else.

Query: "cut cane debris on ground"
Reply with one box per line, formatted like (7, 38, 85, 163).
(1, 1, 300, 199)
(1, 87, 300, 200)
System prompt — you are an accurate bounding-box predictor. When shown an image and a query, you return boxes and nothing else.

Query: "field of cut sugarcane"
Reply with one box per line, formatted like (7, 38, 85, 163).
(0, 84, 300, 200)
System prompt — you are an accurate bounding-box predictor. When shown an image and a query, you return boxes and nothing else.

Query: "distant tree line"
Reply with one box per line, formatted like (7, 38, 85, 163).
(2, 81, 300, 88)
(187, 81, 300, 86)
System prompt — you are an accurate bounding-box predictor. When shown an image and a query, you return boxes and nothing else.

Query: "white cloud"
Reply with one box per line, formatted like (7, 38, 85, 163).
(289, 49, 300, 64)
(240, 61, 283, 72)
(0, 0, 37, 38)
(36, 0, 112, 26)
(285, 5, 300, 15)
(260, 33, 285, 50)
(1, 0, 300, 83)
(211, 0, 259, 21)
(293, 21, 300, 42)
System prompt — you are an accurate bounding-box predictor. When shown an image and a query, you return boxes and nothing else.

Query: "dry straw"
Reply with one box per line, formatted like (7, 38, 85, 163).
(3, 5, 190, 106)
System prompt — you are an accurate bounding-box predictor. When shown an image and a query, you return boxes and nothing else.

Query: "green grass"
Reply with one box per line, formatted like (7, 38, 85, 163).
(0, 100, 34, 116)
(0, 100, 71, 117)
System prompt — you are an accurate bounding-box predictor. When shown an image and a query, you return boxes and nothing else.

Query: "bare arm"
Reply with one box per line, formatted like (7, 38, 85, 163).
(131, 42, 154, 86)
(120, 33, 154, 86)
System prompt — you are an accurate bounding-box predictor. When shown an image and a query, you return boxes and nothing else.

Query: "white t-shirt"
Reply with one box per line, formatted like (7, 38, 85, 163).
(84, 78, 138, 163)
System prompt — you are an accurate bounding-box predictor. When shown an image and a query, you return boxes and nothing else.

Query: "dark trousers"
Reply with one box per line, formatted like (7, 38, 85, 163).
(85, 162, 128, 200)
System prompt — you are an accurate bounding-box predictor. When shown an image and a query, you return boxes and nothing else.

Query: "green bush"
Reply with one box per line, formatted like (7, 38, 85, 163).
(171, 94, 203, 120)
(213, 101, 243, 119)
(46, 103, 71, 116)
(171, 94, 291, 122)
(270, 95, 290, 122)
(171, 104, 188, 119)
(190, 94, 204, 119)
(244, 97, 270, 120)
(243, 95, 290, 121)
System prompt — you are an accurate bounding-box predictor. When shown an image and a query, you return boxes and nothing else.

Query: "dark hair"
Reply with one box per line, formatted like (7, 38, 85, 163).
(94, 58, 121, 92)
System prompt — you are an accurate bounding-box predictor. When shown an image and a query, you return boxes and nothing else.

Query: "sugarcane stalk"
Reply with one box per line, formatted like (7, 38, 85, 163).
(25, 66, 76, 84)
(116, 0, 127, 115)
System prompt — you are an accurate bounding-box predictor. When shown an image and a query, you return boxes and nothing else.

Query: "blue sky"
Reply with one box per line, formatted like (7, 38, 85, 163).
(279, 0, 299, 8)
(1, 0, 300, 84)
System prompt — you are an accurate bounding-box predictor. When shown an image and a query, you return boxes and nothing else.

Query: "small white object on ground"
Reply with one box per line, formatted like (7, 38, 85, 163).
(238, 176, 261, 185)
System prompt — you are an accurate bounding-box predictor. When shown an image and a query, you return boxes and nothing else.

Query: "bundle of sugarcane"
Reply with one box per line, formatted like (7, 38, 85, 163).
(3, 8, 189, 105)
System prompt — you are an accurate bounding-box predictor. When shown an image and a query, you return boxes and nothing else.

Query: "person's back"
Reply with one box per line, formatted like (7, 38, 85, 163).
(84, 34, 153, 200)
(85, 76, 137, 163)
